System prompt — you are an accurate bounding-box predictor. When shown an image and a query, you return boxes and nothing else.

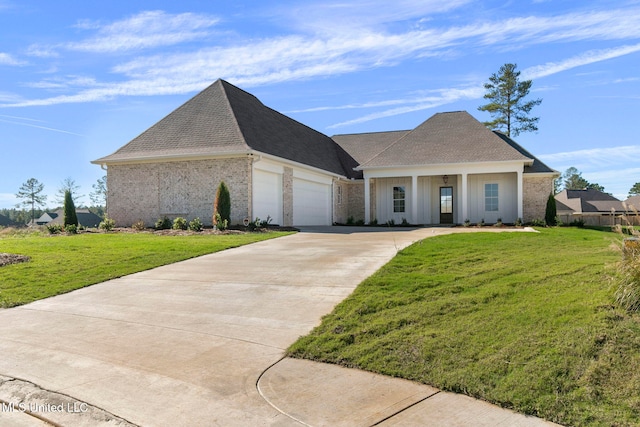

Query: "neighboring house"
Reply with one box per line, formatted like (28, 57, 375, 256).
(93, 79, 558, 227)
(36, 209, 103, 228)
(626, 195, 640, 210)
(35, 211, 59, 226)
(555, 189, 626, 226)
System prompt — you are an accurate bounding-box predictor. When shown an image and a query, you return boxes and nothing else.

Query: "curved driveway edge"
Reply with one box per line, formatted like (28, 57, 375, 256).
(0, 226, 546, 426)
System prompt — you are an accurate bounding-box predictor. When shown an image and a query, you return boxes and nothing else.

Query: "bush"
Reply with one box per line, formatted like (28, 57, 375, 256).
(214, 212, 228, 231)
(569, 218, 585, 228)
(65, 224, 78, 234)
(463, 219, 471, 227)
(132, 220, 146, 231)
(99, 216, 115, 231)
(515, 217, 523, 227)
(172, 217, 188, 230)
(614, 239, 640, 311)
(370, 218, 378, 226)
(355, 219, 365, 226)
(213, 181, 231, 227)
(188, 217, 203, 232)
(530, 218, 546, 227)
(346, 216, 355, 225)
(545, 193, 557, 226)
(46, 224, 64, 234)
(155, 216, 172, 230)
(63, 190, 78, 227)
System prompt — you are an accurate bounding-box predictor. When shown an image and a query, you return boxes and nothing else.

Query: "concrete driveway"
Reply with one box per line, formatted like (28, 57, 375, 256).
(0, 227, 556, 426)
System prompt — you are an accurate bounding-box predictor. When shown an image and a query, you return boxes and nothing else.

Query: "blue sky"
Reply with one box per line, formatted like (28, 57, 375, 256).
(1, 0, 639, 209)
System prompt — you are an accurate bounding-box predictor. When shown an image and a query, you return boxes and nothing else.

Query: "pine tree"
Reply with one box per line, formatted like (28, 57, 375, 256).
(16, 178, 47, 225)
(478, 63, 542, 137)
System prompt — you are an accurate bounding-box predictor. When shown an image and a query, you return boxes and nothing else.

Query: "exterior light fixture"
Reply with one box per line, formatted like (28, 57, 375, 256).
(443, 175, 449, 184)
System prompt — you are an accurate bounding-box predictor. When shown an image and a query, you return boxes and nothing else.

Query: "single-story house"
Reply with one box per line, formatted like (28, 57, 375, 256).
(555, 188, 627, 226)
(92, 79, 558, 227)
(35, 209, 103, 228)
(626, 195, 640, 210)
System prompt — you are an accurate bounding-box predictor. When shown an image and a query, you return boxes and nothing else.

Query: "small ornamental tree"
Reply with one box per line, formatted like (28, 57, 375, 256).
(213, 181, 231, 227)
(545, 193, 557, 226)
(63, 190, 78, 227)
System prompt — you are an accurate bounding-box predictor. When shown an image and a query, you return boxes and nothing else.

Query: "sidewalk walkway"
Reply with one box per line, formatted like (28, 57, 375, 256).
(0, 226, 558, 426)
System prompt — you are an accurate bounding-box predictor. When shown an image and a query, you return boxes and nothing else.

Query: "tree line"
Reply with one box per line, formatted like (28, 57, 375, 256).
(3, 176, 106, 226)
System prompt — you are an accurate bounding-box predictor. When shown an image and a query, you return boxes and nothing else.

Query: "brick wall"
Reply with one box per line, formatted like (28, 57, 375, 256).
(107, 157, 251, 227)
(523, 175, 554, 222)
(283, 167, 293, 227)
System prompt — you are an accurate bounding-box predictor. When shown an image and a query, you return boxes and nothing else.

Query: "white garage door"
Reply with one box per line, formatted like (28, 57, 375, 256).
(293, 178, 331, 226)
(253, 169, 282, 225)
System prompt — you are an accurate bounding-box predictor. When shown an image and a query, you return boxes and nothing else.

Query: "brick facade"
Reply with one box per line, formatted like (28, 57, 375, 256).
(282, 167, 293, 227)
(523, 175, 555, 223)
(107, 157, 251, 227)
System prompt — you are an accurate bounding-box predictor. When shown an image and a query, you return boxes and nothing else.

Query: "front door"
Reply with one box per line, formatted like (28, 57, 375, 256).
(440, 187, 453, 224)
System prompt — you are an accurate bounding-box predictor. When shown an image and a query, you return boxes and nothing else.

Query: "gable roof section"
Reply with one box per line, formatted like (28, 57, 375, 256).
(625, 195, 640, 210)
(332, 130, 410, 165)
(358, 111, 533, 169)
(93, 80, 358, 178)
(492, 132, 558, 174)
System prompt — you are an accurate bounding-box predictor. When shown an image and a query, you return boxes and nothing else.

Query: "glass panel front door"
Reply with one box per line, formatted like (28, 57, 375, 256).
(440, 187, 453, 224)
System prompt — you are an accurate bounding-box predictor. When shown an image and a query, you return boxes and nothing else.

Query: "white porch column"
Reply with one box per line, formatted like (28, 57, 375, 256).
(411, 175, 418, 224)
(517, 170, 523, 220)
(364, 173, 371, 224)
(461, 172, 468, 223)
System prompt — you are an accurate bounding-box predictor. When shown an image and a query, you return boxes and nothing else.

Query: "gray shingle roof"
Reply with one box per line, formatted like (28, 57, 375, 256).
(332, 130, 409, 165)
(358, 111, 533, 168)
(93, 80, 358, 178)
(492, 132, 558, 174)
(557, 189, 625, 213)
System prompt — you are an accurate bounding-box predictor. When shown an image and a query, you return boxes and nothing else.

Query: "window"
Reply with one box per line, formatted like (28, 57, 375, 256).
(485, 183, 499, 212)
(440, 187, 453, 214)
(393, 186, 405, 213)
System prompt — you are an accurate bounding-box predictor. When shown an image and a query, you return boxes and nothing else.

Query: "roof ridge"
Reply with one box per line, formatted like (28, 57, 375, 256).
(216, 80, 252, 151)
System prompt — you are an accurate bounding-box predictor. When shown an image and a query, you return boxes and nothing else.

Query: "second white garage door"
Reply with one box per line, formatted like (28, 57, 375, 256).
(293, 178, 331, 226)
(253, 169, 282, 225)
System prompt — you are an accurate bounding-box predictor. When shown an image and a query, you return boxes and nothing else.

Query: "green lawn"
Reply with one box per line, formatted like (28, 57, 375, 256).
(288, 228, 640, 426)
(0, 230, 291, 308)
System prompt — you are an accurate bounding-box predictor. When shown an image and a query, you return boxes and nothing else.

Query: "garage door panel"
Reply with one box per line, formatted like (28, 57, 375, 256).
(253, 170, 282, 225)
(293, 178, 331, 226)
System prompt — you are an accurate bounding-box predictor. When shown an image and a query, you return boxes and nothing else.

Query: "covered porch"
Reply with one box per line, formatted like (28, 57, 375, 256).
(363, 164, 525, 225)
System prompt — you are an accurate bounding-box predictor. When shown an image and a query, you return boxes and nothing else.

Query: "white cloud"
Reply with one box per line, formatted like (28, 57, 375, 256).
(523, 44, 640, 79)
(6, 5, 640, 110)
(0, 114, 84, 136)
(0, 52, 25, 66)
(67, 10, 220, 53)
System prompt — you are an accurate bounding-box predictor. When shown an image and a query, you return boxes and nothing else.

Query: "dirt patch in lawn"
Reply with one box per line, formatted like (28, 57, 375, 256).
(0, 253, 30, 267)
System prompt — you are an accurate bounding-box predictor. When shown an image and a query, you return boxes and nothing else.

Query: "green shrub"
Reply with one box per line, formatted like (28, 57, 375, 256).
(530, 218, 546, 227)
(46, 224, 64, 234)
(99, 216, 115, 231)
(346, 216, 355, 225)
(132, 220, 146, 231)
(355, 219, 365, 226)
(155, 216, 172, 230)
(65, 224, 78, 234)
(188, 217, 203, 232)
(213, 181, 231, 227)
(515, 217, 523, 227)
(63, 190, 78, 227)
(370, 218, 378, 226)
(463, 219, 471, 227)
(214, 212, 228, 231)
(569, 218, 585, 228)
(545, 193, 557, 226)
(172, 217, 188, 230)
(260, 215, 273, 227)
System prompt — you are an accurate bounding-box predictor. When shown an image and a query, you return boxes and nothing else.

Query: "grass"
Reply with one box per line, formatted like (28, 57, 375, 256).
(0, 229, 292, 308)
(288, 228, 640, 426)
